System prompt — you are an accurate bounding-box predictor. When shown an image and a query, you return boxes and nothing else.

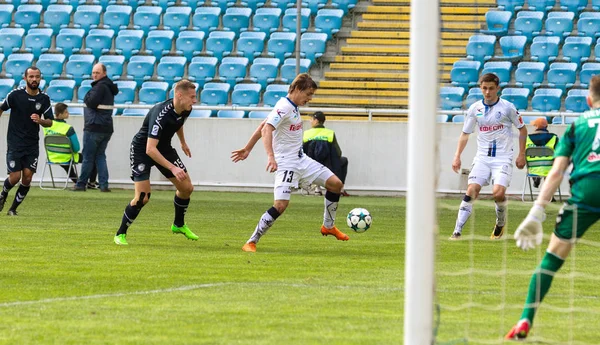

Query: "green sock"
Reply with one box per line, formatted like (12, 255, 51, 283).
(520, 252, 565, 325)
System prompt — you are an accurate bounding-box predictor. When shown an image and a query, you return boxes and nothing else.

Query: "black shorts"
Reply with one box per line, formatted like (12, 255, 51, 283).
(6, 149, 39, 173)
(130, 145, 187, 182)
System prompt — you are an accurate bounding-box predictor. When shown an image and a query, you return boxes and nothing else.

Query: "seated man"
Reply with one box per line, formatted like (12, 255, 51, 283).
(42, 103, 81, 183)
(526, 117, 558, 188)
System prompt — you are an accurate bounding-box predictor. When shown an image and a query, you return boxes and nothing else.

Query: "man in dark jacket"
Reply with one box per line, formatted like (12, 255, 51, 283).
(74, 63, 118, 192)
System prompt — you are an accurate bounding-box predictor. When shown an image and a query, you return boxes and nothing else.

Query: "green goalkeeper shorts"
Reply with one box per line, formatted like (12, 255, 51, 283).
(554, 178, 600, 240)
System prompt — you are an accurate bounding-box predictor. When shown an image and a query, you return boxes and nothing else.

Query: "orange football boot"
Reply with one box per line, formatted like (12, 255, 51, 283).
(320, 225, 349, 241)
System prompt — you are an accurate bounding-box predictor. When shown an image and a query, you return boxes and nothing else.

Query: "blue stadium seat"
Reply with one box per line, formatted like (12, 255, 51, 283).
(560, 0, 587, 14)
(209, 0, 228, 12)
(439, 86, 465, 110)
(249, 57, 280, 89)
(156, 56, 186, 87)
(451, 115, 464, 123)
(528, 0, 555, 13)
(80, 0, 111, 10)
(304, 0, 329, 15)
(122, 108, 148, 116)
(501, 88, 530, 110)
(46, 79, 75, 102)
(269, 0, 290, 11)
(551, 116, 563, 124)
(436, 114, 449, 123)
(66, 54, 94, 86)
(98, 55, 125, 80)
(115, 29, 143, 60)
(530, 35, 559, 65)
(562, 36, 592, 66)
(252, 8, 281, 37)
(149, 0, 170, 11)
(237, 0, 261, 13)
(514, 11, 543, 43)
(0, 78, 14, 100)
(576, 12, 600, 39)
(56, 28, 84, 57)
(73, 5, 102, 33)
(41, 4, 72, 34)
(5, 53, 33, 82)
(0, 28, 24, 54)
(24, 28, 52, 58)
(248, 110, 270, 118)
(465, 34, 496, 63)
(580, 62, 600, 87)
(222, 7, 252, 38)
(188, 56, 218, 87)
(545, 11, 574, 43)
(263, 84, 289, 106)
(37, 53, 65, 81)
(114, 80, 137, 103)
(314, 9, 343, 40)
(594, 0, 600, 10)
(267, 32, 296, 63)
(218, 57, 249, 88)
(163, 6, 192, 35)
(481, 61, 511, 87)
(280, 58, 311, 83)
(168, 81, 198, 98)
(515, 62, 546, 92)
(176, 31, 205, 62)
(103, 5, 132, 32)
(189, 109, 212, 118)
(107, 0, 139, 10)
(481, 11, 512, 36)
(139, 81, 168, 104)
(145, 30, 175, 60)
(77, 79, 92, 101)
(466, 87, 482, 107)
(231, 83, 261, 106)
(0, 5, 13, 29)
(133, 6, 162, 34)
(282, 8, 310, 33)
(14, 4, 42, 31)
(496, 35, 527, 61)
(564, 88, 589, 112)
(300, 32, 327, 65)
(205, 31, 235, 60)
(84, 29, 115, 58)
(521, 115, 540, 124)
(200, 82, 230, 105)
(126, 55, 156, 85)
(181, 0, 204, 8)
(547, 62, 577, 92)
(217, 110, 246, 118)
(531, 88, 563, 112)
(235, 31, 266, 63)
(450, 60, 481, 90)
(329, 0, 357, 15)
(497, 0, 524, 12)
(192, 7, 221, 35)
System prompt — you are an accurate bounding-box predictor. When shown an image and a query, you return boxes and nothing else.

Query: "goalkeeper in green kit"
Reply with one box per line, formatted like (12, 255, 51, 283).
(506, 75, 600, 340)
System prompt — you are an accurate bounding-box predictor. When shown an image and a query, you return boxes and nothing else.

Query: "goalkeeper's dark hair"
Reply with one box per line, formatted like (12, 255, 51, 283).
(479, 73, 500, 86)
(590, 75, 600, 103)
(289, 73, 317, 93)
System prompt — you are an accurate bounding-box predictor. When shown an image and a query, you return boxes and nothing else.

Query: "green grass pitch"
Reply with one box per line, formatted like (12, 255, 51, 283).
(0, 189, 598, 344)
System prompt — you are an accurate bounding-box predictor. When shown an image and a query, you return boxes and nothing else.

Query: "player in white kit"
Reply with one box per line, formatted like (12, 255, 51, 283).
(231, 74, 349, 252)
(450, 73, 528, 240)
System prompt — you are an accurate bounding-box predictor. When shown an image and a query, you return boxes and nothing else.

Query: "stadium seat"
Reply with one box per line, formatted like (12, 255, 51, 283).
(66, 54, 94, 86)
(248, 110, 270, 118)
(84, 29, 115, 58)
(231, 83, 261, 106)
(329, 0, 357, 15)
(77, 79, 92, 101)
(252, 8, 281, 37)
(547, 62, 577, 92)
(249, 57, 280, 90)
(37, 53, 65, 81)
(115, 29, 144, 60)
(528, 0, 555, 13)
(466, 87, 482, 107)
(176, 31, 205, 62)
(235, 31, 266, 63)
(5, 53, 33, 83)
(139, 81, 168, 104)
(314, 9, 343, 40)
(145, 30, 175, 60)
(205, 31, 236, 60)
(122, 108, 148, 116)
(14, 4, 42, 31)
(514, 11, 543, 43)
(269, 0, 290, 11)
(188, 56, 218, 87)
(515, 62, 545, 92)
(217, 110, 246, 118)
(560, 0, 587, 14)
(304, 0, 329, 15)
(481, 11, 512, 36)
(192, 7, 221, 35)
(594, 0, 600, 10)
(0, 4, 13, 28)
(156, 56, 186, 87)
(300, 32, 327, 65)
(564, 88, 589, 112)
(497, 0, 524, 12)
(562, 36, 592, 66)
(218, 57, 249, 88)
(436, 114, 449, 123)
(267, 32, 296, 63)
(103, 5, 132, 32)
(209, 0, 228, 12)
(189, 109, 212, 118)
(81, 0, 111, 10)
(73, 5, 102, 33)
(23, 28, 52, 58)
(551, 116, 563, 124)
(481, 61, 511, 87)
(163, 6, 192, 35)
(263, 84, 289, 106)
(41, 4, 72, 34)
(126, 55, 156, 85)
(450, 60, 481, 90)
(133, 6, 162, 34)
(530, 35, 559, 65)
(521, 115, 540, 124)
(200, 82, 230, 105)
(580, 62, 600, 87)
(238, 0, 261, 13)
(576, 12, 600, 39)
(0, 28, 24, 54)
(545, 11, 574, 43)
(46, 79, 75, 102)
(0, 78, 14, 100)
(439, 86, 465, 110)
(465, 35, 496, 63)
(114, 80, 137, 103)
(222, 7, 252, 38)
(501, 88, 530, 110)
(282, 8, 310, 33)
(98, 55, 125, 80)
(280, 58, 311, 83)
(496, 35, 527, 61)
(451, 115, 464, 123)
(531, 88, 563, 112)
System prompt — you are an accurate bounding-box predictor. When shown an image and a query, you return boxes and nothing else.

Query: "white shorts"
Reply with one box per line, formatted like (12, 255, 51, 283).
(274, 155, 334, 200)
(468, 155, 513, 188)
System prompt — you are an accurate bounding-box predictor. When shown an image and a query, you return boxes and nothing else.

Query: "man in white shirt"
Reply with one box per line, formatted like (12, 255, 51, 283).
(231, 73, 349, 252)
(450, 73, 528, 240)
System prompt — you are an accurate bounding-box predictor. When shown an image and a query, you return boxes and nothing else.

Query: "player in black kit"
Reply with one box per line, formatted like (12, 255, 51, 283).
(0, 67, 53, 216)
(114, 80, 198, 245)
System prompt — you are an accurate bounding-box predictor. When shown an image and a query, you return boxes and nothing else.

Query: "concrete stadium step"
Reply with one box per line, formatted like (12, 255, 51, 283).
(319, 80, 408, 89)
(365, 5, 490, 14)
(346, 38, 469, 46)
(332, 55, 461, 64)
(340, 46, 466, 56)
(310, 96, 409, 107)
(329, 62, 454, 72)
(357, 21, 482, 30)
(324, 71, 410, 80)
(372, 0, 495, 4)
(315, 89, 409, 97)
(362, 13, 484, 22)
(349, 31, 472, 41)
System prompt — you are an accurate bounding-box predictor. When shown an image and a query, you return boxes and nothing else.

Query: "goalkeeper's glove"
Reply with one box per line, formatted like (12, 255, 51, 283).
(514, 204, 546, 251)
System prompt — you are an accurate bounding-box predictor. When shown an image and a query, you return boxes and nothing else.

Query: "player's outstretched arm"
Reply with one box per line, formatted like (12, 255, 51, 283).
(261, 123, 277, 173)
(452, 132, 470, 173)
(176, 127, 191, 158)
(516, 126, 528, 169)
(231, 119, 267, 163)
(146, 138, 187, 181)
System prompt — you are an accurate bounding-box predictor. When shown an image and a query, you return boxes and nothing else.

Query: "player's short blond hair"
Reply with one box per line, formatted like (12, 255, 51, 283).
(289, 73, 317, 93)
(174, 79, 197, 93)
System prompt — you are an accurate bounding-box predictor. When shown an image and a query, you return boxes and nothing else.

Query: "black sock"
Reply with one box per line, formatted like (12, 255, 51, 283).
(10, 184, 30, 211)
(1, 178, 14, 199)
(325, 191, 341, 202)
(117, 204, 141, 235)
(173, 195, 190, 227)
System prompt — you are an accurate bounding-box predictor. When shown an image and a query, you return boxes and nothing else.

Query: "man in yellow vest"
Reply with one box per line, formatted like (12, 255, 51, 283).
(43, 103, 81, 183)
(526, 117, 558, 188)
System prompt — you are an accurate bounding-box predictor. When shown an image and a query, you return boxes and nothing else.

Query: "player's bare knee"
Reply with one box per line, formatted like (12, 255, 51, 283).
(493, 190, 506, 202)
(326, 176, 344, 193)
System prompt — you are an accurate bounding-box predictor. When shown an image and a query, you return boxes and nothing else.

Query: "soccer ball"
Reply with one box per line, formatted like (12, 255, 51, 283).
(346, 208, 372, 233)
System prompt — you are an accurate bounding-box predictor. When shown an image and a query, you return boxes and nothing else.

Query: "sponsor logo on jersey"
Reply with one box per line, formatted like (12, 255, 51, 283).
(479, 124, 504, 132)
(289, 123, 302, 131)
(495, 111, 503, 120)
(151, 125, 159, 136)
(587, 152, 600, 162)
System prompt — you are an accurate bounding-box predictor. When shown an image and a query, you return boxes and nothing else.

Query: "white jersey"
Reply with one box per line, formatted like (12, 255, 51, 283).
(265, 97, 303, 164)
(463, 98, 524, 158)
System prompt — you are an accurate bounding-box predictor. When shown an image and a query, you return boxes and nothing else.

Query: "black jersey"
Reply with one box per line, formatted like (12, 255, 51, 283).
(0, 87, 53, 151)
(131, 99, 190, 153)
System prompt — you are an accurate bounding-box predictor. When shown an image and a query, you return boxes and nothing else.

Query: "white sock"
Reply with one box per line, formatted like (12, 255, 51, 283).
(248, 211, 276, 244)
(323, 198, 338, 229)
(495, 199, 508, 227)
(454, 200, 473, 233)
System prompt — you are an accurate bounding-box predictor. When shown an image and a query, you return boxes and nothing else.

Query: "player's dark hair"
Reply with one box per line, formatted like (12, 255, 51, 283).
(24, 66, 40, 78)
(479, 73, 500, 86)
(289, 73, 317, 93)
(590, 75, 600, 102)
(174, 79, 197, 93)
(54, 102, 68, 115)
